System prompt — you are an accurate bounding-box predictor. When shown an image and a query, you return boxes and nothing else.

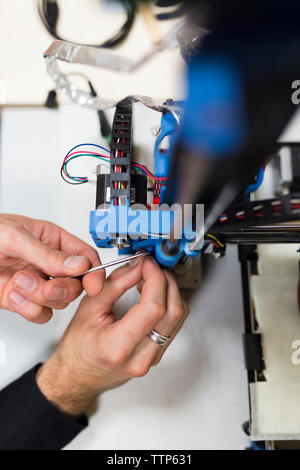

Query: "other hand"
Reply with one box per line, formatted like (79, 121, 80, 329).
(0, 214, 105, 323)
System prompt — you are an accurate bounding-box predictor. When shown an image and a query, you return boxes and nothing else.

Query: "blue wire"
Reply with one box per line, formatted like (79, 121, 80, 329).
(65, 143, 110, 159)
(250, 442, 265, 450)
(245, 165, 264, 194)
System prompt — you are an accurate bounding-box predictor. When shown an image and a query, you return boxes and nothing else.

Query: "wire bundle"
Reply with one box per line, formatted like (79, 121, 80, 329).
(205, 233, 224, 249)
(60, 143, 111, 185)
(60, 143, 168, 186)
(113, 131, 126, 205)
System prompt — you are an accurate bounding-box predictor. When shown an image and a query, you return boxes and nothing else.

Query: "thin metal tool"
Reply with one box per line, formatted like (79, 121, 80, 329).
(188, 185, 238, 251)
(69, 252, 149, 279)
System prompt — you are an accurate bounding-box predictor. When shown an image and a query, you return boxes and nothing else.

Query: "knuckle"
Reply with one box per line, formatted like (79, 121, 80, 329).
(170, 304, 184, 322)
(95, 350, 110, 368)
(147, 301, 166, 320)
(107, 348, 129, 368)
(112, 277, 127, 296)
(0, 222, 22, 253)
(95, 347, 115, 369)
(127, 361, 150, 378)
(115, 277, 126, 291)
(42, 244, 55, 259)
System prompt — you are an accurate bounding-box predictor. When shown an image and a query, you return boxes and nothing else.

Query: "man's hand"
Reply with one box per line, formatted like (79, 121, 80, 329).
(0, 214, 105, 323)
(36, 256, 189, 418)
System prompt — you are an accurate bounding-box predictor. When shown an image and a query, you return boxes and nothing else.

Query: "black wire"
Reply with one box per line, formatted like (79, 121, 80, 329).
(60, 165, 88, 185)
(100, 2, 136, 48)
(38, 0, 136, 49)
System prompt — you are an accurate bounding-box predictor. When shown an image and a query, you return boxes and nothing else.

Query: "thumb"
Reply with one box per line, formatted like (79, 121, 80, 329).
(77, 258, 145, 319)
(4, 224, 90, 277)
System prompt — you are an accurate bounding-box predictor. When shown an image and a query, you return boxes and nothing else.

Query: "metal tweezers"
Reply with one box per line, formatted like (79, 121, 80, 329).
(68, 252, 149, 279)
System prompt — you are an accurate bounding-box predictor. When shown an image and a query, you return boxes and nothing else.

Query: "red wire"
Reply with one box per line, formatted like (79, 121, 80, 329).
(63, 151, 109, 166)
(133, 163, 168, 181)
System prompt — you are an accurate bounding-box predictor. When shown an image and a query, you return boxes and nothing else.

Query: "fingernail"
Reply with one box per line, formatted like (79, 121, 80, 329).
(129, 258, 141, 267)
(48, 286, 67, 301)
(9, 290, 27, 305)
(14, 273, 36, 292)
(64, 256, 87, 270)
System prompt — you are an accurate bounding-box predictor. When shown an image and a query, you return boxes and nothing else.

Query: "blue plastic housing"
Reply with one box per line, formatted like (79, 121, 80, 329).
(90, 104, 202, 267)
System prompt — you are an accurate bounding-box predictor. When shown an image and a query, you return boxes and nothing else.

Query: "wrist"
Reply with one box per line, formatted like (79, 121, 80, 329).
(36, 353, 98, 419)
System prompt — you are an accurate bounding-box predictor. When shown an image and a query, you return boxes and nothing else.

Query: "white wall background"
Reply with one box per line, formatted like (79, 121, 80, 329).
(0, 0, 250, 450)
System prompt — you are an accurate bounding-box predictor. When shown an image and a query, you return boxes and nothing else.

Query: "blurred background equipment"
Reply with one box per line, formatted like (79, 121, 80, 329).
(37, 0, 136, 48)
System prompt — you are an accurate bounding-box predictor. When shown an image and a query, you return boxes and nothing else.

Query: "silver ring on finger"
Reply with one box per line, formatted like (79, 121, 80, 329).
(148, 329, 171, 346)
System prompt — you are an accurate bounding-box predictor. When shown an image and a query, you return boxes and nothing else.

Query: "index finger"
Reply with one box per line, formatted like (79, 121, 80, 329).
(59, 228, 105, 296)
(59, 227, 100, 266)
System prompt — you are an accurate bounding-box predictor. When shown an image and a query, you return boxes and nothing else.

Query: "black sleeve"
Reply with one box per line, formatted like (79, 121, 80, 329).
(0, 364, 88, 450)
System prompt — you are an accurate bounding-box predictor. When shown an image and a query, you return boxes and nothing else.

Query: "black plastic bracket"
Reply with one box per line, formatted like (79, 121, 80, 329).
(110, 103, 133, 199)
(243, 333, 265, 372)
